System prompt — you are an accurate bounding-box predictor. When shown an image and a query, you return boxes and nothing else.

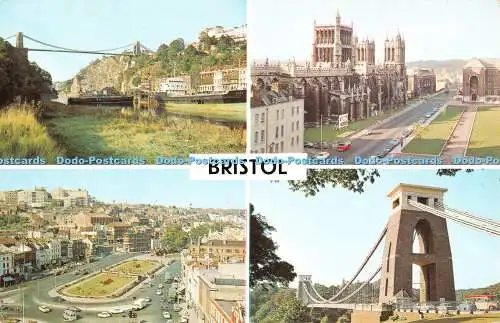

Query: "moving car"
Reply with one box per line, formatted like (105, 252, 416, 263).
(144, 297, 152, 302)
(128, 311, 137, 318)
(63, 309, 78, 321)
(97, 311, 112, 318)
(38, 305, 51, 313)
(303, 141, 314, 148)
(336, 141, 352, 152)
(110, 308, 124, 314)
(66, 306, 81, 312)
(162, 311, 172, 319)
(425, 113, 432, 118)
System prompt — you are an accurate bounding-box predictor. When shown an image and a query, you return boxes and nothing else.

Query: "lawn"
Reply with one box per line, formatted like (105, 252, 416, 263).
(402, 106, 463, 155)
(164, 103, 246, 122)
(304, 101, 418, 142)
(467, 106, 500, 158)
(44, 105, 245, 160)
(0, 105, 63, 160)
(112, 260, 158, 275)
(62, 272, 136, 298)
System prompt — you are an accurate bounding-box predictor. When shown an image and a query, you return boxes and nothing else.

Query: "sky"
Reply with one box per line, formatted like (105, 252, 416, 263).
(251, 170, 500, 290)
(0, 169, 245, 209)
(0, 0, 246, 81)
(248, 0, 500, 63)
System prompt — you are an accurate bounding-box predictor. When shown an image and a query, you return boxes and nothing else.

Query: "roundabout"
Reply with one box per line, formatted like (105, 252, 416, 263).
(58, 259, 161, 300)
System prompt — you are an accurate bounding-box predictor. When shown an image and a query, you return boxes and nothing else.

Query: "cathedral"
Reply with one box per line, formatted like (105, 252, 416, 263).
(251, 10, 407, 124)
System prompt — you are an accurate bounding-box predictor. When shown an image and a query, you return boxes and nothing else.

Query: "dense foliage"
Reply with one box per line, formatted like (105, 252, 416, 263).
(0, 38, 52, 107)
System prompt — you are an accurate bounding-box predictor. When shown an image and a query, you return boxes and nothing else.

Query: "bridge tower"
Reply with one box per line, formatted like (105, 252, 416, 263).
(379, 184, 455, 304)
(297, 275, 313, 305)
(133, 41, 141, 55)
(15, 32, 24, 48)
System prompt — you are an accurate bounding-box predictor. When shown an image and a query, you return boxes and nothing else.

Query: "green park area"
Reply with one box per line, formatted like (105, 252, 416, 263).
(467, 106, 500, 158)
(304, 101, 418, 142)
(402, 106, 463, 155)
(165, 102, 246, 122)
(112, 259, 158, 275)
(42, 104, 245, 160)
(62, 272, 136, 298)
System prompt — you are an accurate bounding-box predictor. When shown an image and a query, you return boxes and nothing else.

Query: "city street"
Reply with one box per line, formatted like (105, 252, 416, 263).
(0, 254, 189, 323)
(327, 92, 454, 163)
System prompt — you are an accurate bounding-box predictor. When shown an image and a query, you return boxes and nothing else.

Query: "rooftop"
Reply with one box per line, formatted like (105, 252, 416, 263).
(464, 58, 500, 69)
(387, 183, 448, 198)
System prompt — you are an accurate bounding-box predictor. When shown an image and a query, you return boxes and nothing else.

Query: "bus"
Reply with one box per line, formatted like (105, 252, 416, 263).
(464, 295, 499, 311)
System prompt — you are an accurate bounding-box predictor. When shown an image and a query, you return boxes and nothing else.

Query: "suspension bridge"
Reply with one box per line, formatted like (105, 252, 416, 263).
(297, 183, 500, 322)
(2, 32, 154, 57)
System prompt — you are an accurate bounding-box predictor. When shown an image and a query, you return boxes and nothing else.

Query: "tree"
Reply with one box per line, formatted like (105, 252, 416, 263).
(162, 225, 188, 252)
(250, 204, 296, 287)
(260, 289, 310, 323)
(287, 169, 473, 197)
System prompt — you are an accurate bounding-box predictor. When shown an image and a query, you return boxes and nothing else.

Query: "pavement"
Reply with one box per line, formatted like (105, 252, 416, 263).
(322, 92, 454, 164)
(441, 104, 477, 164)
(0, 253, 186, 323)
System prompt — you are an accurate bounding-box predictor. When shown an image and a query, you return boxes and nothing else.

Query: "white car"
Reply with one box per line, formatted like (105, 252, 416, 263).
(110, 308, 124, 314)
(364, 129, 373, 136)
(313, 152, 330, 160)
(173, 304, 181, 312)
(166, 320, 174, 323)
(425, 113, 432, 118)
(38, 305, 51, 313)
(181, 318, 188, 323)
(97, 311, 112, 318)
(144, 297, 152, 302)
(158, 284, 163, 288)
(162, 311, 171, 319)
(156, 290, 162, 295)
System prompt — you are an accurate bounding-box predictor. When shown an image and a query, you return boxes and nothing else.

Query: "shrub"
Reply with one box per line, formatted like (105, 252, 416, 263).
(102, 278, 113, 285)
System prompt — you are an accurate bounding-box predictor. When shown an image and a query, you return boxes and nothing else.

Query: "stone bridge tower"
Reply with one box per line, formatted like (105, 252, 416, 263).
(297, 275, 313, 305)
(379, 184, 455, 304)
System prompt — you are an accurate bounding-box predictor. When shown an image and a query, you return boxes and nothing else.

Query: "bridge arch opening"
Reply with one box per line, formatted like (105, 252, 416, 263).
(412, 219, 434, 254)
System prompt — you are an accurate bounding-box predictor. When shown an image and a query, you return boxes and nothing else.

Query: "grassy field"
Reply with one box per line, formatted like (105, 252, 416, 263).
(112, 260, 158, 275)
(45, 105, 245, 160)
(402, 106, 463, 155)
(467, 106, 500, 158)
(0, 105, 62, 160)
(62, 273, 136, 298)
(164, 102, 245, 122)
(304, 102, 417, 142)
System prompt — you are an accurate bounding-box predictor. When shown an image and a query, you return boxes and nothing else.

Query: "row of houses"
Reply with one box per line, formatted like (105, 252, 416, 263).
(0, 237, 89, 285)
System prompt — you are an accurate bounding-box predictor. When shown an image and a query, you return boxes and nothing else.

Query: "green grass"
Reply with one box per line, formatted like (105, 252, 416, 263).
(62, 272, 136, 297)
(402, 106, 463, 155)
(0, 105, 63, 160)
(164, 102, 246, 122)
(304, 101, 417, 142)
(45, 105, 245, 160)
(112, 260, 157, 275)
(467, 106, 500, 158)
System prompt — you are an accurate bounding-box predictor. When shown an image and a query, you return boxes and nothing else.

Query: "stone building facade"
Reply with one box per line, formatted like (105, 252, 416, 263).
(407, 68, 437, 99)
(251, 11, 407, 125)
(462, 58, 500, 102)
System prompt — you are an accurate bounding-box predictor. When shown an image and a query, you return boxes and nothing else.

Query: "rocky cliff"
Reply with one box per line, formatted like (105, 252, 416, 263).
(69, 56, 135, 95)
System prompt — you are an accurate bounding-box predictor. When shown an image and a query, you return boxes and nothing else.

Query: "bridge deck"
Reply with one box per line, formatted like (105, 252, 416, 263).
(308, 303, 391, 311)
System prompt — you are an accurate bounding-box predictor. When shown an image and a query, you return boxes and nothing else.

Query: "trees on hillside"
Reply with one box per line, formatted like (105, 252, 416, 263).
(0, 39, 53, 107)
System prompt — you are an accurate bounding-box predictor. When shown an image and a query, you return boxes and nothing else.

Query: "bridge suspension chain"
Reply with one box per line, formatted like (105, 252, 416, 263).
(408, 200, 500, 236)
(436, 201, 500, 228)
(330, 266, 381, 304)
(3, 34, 15, 41)
(22, 34, 135, 53)
(306, 225, 387, 303)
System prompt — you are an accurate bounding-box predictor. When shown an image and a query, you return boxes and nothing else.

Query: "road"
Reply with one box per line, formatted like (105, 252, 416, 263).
(325, 92, 453, 163)
(0, 254, 189, 323)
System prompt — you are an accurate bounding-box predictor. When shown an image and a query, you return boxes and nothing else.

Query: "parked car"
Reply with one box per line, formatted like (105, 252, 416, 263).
(66, 306, 81, 312)
(128, 311, 137, 318)
(158, 284, 163, 289)
(425, 113, 432, 118)
(419, 303, 437, 312)
(438, 303, 456, 312)
(38, 305, 51, 313)
(97, 311, 112, 318)
(336, 141, 352, 152)
(304, 141, 314, 148)
(181, 318, 188, 323)
(144, 297, 152, 302)
(156, 290, 162, 295)
(162, 311, 172, 319)
(364, 129, 373, 136)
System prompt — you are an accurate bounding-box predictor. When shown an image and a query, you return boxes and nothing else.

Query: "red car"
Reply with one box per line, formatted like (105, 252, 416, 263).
(336, 141, 352, 152)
